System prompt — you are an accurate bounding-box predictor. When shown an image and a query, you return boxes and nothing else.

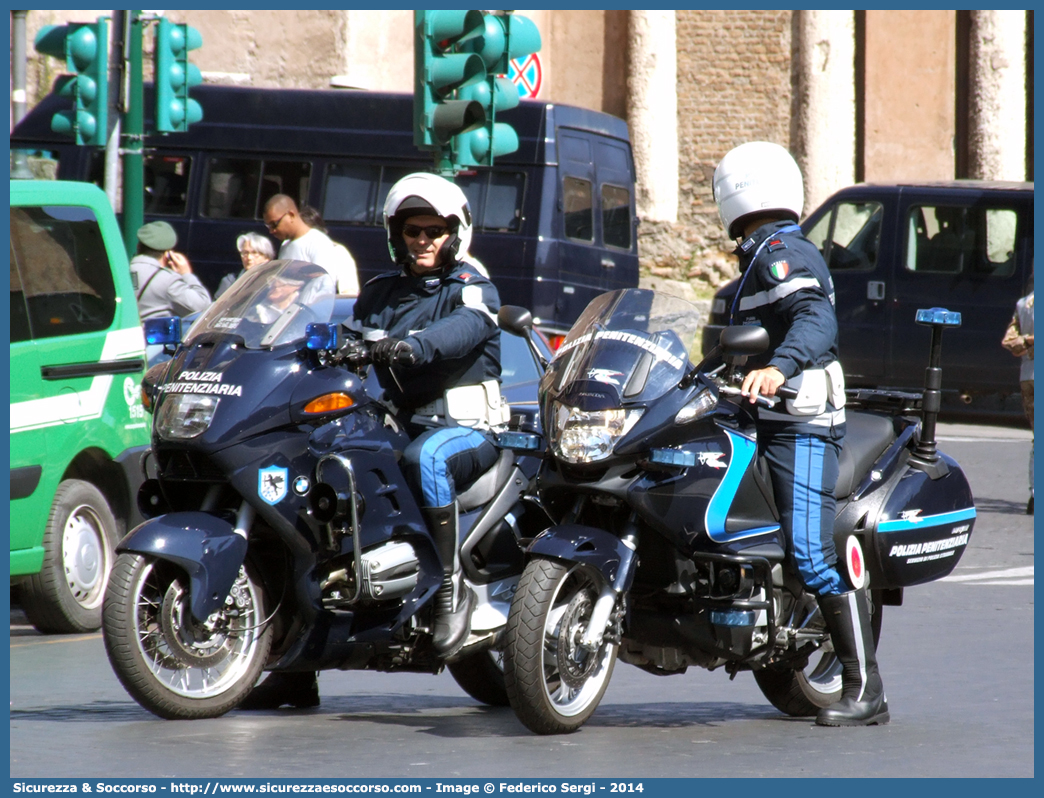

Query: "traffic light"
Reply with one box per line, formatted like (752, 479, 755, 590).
(34, 19, 109, 146)
(454, 13, 541, 167)
(413, 10, 488, 155)
(154, 18, 204, 133)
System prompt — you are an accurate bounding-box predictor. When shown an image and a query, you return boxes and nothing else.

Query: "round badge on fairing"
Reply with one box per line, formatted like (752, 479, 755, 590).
(845, 536, 867, 590)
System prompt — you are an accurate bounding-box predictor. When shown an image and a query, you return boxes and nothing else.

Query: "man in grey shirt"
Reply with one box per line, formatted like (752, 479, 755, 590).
(130, 221, 211, 363)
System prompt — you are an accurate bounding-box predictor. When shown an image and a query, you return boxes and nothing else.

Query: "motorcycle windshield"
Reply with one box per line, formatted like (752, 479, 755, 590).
(186, 259, 338, 349)
(543, 289, 702, 406)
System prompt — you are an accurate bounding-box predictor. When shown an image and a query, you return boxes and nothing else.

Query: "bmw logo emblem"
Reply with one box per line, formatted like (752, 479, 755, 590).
(292, 476, 311, 496)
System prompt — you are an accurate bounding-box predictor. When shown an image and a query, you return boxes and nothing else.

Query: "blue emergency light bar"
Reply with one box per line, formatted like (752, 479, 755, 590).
(143, 316, 182, 345)
(305, 323, 340, 351)
(915, 308, 962, 327)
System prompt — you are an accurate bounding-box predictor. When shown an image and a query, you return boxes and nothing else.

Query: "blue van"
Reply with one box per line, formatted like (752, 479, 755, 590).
(11, 85, 640, 343)
(701, 181, 1034, 415)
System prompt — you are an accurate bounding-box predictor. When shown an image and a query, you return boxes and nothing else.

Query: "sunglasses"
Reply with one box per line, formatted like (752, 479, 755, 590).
(402, 224, 448, 239)
(265, 212, 289, 231)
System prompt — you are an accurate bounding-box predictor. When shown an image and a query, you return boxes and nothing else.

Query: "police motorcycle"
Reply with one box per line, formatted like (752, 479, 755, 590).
(498, 287, 976, 734)
(101, 258, 550, 719)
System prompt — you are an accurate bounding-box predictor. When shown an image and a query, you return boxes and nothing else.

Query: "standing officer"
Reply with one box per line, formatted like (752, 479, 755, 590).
(713, 141, 888, 727)
(129, 221, 211, 364)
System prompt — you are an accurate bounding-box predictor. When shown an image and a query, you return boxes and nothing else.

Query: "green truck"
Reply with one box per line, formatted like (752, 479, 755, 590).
(10, 179, 150, 633)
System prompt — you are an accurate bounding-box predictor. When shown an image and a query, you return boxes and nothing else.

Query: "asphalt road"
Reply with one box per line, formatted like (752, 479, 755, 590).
(9, 423, 1034, 779)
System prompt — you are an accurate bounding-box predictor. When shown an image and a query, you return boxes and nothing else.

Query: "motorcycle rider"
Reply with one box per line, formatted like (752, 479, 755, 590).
(712, 142, 889, 727)
(241, 173, 504, 710)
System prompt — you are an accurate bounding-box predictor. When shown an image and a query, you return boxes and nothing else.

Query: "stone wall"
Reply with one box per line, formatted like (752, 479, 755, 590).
(639, 10, 794, 292)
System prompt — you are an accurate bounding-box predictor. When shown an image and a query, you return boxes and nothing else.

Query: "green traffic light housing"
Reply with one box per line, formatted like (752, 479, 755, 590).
(453, 12, 542, 168)
(154, 18, 204, 133)
(34, 20, 109, 146)
(414, 10, 489, 153)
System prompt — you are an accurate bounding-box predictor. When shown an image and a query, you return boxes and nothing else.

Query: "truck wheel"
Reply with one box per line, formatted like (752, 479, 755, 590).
(21, 479, 118, 634)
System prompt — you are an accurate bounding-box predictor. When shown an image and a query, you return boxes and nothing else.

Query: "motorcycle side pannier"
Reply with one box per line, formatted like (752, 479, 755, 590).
(838, 453, 976, 590)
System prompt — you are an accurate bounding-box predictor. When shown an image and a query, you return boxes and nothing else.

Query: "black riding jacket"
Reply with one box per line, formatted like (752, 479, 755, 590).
(351, 259, 501, 411)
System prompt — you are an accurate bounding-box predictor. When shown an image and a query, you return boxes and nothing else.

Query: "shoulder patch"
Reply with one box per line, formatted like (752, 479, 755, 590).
(767, 238, 788, 253)
(769, 260, 790, 281)
(448, 269, 487, 285)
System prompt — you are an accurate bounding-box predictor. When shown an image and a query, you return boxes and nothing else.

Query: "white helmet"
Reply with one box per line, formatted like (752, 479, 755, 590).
(712, 141, 804, 239)
(382, 173, 473, 270)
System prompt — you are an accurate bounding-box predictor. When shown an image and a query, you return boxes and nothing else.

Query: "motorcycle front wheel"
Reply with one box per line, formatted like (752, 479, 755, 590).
(103, 553, 273, 719)
(503, 557, 617, 734)
(754, 588, 884, 716)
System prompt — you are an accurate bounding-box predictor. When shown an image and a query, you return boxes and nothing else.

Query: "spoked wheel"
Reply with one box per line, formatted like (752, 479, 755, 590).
(754, 589, 884, 716)
(448, 648, 509, 707)
(103, 553, 272, 719)
(503, 557, 617, 734)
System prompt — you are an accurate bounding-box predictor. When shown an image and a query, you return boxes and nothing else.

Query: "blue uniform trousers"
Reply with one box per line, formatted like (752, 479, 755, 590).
(760, 430, 848, 597)
(402, 426, 499, 509)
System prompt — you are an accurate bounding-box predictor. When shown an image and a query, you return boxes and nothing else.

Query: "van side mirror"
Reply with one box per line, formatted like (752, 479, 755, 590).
(498, 305, 534, 338)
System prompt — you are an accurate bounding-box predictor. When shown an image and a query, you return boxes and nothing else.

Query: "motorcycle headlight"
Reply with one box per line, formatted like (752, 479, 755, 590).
(155, 393, 220, 440)
(675, 387, 717, 424)
(552, 403, 644, 464)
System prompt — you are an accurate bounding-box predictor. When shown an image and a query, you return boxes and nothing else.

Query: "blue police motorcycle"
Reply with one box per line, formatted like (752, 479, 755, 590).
(102, 258, 549, 719)
(499, 288, 977, 734)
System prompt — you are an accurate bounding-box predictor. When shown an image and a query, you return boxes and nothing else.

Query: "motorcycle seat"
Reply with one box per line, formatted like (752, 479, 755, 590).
(835, 410, 897, 499)
(457, 448, 515, 512)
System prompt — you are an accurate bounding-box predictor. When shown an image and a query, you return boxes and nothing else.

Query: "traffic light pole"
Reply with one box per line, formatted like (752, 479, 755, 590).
(120, 10, 145, 257)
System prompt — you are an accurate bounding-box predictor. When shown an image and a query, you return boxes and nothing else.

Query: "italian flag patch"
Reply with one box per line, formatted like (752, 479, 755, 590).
(769, 260, 789, 280)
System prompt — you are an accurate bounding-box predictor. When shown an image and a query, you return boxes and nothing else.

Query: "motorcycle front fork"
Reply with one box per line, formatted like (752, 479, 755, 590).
(574, 501, 639, 653)
(200, 485, 255, 542)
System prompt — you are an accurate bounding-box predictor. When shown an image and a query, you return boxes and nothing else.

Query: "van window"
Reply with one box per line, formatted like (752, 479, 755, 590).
(456, 170, 526, 232)
(807, 201, 882, 272)
(596, 141, 630, 173)
(9, 205, 117, 339)
(563, 177, 593, 241)
(323, 163, 380, 224)
(204, 158, 311, 219)
(602, 184, 631, 249)
(906, 205, 1017, 277)
(145, 155, 192, 216)
(560, 134, 592, 164)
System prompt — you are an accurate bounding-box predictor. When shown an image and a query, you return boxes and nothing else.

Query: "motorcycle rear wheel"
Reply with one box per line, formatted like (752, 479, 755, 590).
(103, 553, 272, 719)
(503, 557, 617, 734)
(754, 588, 884, 716)
(448, 649, 509, 706)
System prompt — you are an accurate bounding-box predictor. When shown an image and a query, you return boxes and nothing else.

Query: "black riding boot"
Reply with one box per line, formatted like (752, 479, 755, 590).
(816, 589, 889, 726)
(238, 671, 320, 710)
(423, 503, 474, 660)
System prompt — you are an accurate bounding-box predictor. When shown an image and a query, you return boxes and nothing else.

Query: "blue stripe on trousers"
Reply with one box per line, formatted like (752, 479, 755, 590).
(417, 427, 491, 507)
(791, 435, 846, 596)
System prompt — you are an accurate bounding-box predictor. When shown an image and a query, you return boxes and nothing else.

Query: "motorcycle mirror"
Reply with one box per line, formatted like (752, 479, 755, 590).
(498, 305, 533, 337)
(719, 325, 770, 357)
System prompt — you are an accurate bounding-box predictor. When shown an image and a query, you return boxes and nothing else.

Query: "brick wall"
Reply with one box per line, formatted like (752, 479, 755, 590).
(643, 10, 794, 287)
